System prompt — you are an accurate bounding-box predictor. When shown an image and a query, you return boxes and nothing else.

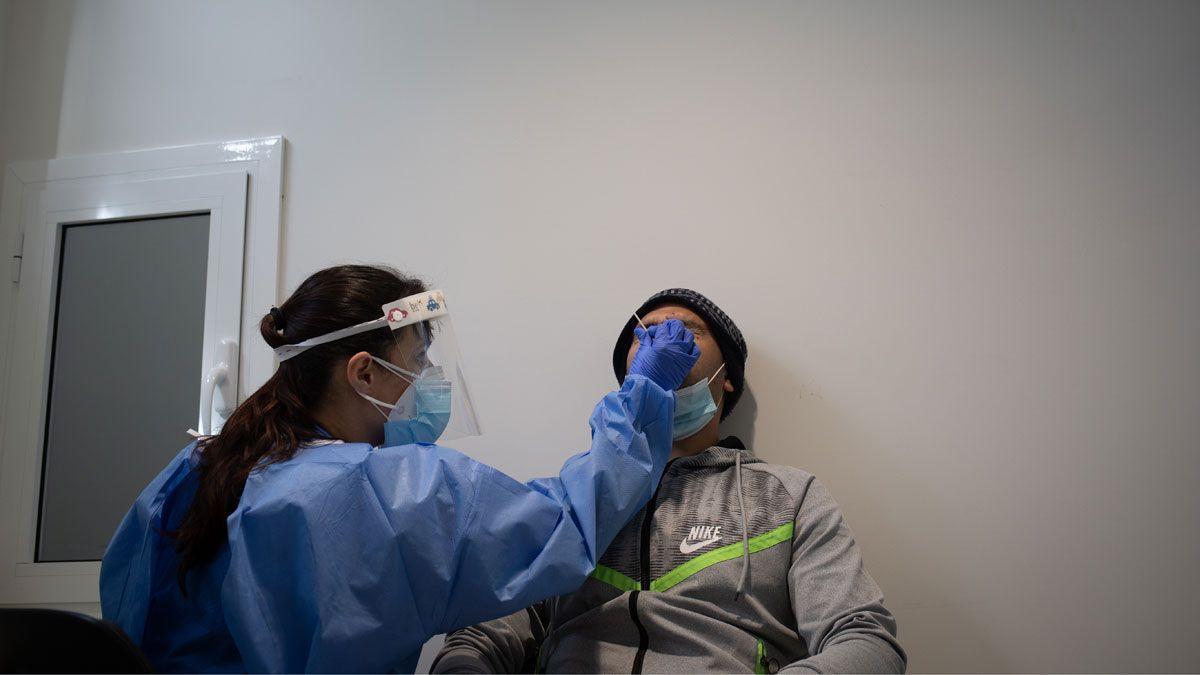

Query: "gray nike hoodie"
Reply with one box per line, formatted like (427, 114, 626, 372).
(432, 440, 906, 674)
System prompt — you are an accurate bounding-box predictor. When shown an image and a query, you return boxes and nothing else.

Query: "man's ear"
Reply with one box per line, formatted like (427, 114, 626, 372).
(723, 377, 735, 393)
(346, 351, 376, 393)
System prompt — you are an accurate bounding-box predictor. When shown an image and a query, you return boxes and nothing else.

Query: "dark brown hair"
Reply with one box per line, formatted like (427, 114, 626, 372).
(172, 264, 425, 590)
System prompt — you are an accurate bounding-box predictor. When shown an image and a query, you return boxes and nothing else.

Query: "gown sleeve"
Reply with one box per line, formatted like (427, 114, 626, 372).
(99, 443, 198, 642)
(221, 374, 673, 673)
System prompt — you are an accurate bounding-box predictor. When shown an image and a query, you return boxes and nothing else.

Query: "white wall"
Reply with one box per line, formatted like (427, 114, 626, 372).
(0, 1, 7, 159)
(3, 1, 1199, 672)
(0, 1, 76, 613)
(0, 0, 74, 434)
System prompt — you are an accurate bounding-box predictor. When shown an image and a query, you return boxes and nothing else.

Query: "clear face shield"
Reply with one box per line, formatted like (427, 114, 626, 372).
(377, 291, 481, 443)
(274, 289, 481, 445)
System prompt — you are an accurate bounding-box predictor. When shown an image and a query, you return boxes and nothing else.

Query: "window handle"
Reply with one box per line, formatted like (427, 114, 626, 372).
(200, 339, 239, 435)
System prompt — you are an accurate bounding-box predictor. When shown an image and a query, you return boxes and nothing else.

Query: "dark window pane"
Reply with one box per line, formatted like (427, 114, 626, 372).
(37, 213, 210, 562)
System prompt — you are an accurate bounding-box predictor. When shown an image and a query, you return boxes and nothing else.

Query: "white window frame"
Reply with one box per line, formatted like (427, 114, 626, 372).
(0, 137, 283, 605)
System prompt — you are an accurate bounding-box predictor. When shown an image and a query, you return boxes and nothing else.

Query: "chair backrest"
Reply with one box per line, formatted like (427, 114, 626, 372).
(0, 608, 153, 673)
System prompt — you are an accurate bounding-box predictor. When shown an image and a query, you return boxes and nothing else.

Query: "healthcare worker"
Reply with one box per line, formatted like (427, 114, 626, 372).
(100, 264, 699, 673)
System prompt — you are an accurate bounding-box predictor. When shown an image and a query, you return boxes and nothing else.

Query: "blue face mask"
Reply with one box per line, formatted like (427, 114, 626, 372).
(672, 363, 726, 441)
(360, 358, 453, 446)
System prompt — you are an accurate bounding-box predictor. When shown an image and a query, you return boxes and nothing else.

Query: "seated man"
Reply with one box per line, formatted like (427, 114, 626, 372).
(432, 289, 905, 674)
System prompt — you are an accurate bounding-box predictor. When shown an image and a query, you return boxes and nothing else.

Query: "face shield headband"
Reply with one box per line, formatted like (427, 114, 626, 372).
(273, 290, 449, 363)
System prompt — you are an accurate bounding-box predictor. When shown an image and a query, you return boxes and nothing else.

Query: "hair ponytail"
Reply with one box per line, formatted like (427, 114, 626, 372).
(172, 264, 425, 590)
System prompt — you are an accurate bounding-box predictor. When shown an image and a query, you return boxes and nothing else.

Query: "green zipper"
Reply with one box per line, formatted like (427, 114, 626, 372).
(755, 638, 767, 675)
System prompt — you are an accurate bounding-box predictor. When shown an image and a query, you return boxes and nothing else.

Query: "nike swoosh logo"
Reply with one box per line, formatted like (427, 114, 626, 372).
(679, 537, 722, 554)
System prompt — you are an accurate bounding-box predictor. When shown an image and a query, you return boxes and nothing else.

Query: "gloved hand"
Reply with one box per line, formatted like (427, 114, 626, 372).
(628, 318, 701, 391)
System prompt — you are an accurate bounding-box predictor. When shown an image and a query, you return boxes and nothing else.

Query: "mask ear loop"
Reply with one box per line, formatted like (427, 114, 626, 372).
(371, 355, 419, 383)
(360, 392, 395, 420)
(359, 356, 419, 419)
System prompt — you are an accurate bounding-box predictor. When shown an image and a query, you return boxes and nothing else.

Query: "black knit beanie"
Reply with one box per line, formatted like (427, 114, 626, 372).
(612, 288, 748, 420)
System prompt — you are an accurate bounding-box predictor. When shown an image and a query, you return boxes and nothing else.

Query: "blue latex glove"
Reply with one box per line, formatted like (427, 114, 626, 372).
(628, 318, 701, 391)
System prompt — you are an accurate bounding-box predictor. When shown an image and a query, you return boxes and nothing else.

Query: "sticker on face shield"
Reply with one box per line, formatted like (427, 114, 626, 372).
(384, 290, 449, 329)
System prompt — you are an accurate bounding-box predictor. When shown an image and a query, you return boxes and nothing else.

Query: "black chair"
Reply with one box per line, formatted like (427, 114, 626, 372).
(0, 608, 153, 673)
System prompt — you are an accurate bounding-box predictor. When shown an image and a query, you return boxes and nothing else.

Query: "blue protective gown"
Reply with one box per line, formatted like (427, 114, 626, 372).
(100, 375, 672, 673)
